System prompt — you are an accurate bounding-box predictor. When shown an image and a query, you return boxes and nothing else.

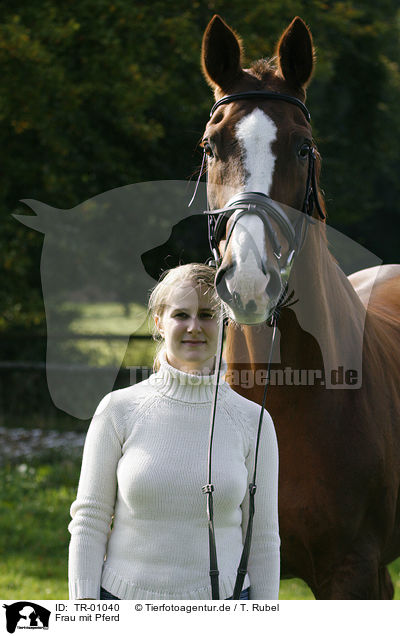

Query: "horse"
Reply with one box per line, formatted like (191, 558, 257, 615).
(200, 14, 400, 599)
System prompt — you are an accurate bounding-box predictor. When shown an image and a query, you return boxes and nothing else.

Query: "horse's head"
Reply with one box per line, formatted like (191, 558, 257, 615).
(201, 15, 324, 324)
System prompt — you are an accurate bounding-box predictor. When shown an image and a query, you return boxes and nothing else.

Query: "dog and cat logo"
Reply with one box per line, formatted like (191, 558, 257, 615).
(2, 603, 50, 633)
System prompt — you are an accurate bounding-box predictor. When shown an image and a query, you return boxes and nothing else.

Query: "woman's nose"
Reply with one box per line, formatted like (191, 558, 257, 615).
(187, 316, 201, 332)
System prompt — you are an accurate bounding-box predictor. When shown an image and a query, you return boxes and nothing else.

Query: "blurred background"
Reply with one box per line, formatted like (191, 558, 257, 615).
(0, 0, 399, 599)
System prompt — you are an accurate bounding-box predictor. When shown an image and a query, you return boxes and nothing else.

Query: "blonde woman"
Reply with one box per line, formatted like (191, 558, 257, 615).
(68, 263, 280, 600)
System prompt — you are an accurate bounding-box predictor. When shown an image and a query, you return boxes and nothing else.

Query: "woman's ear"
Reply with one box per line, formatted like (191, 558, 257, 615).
(154, 314, 164, 338)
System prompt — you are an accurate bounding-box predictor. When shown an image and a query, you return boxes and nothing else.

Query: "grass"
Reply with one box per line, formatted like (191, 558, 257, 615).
(0, 456, 399, 600)
(1, 301, 157, 432)
(57, 301, 156, 367)
(0, 454, 79, 600)
(63, 301, 150, 337)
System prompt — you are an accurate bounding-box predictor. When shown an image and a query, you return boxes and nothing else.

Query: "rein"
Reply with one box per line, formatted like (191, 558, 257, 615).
(203, 311, 279, 600)
(200, 89, 323, 600)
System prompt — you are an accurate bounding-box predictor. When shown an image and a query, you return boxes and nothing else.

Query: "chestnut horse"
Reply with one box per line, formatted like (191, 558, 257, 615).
(201, 15, 400, 598)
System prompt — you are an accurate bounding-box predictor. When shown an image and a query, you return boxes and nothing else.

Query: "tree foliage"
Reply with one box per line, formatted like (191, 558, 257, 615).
(1, 0, 399, 329)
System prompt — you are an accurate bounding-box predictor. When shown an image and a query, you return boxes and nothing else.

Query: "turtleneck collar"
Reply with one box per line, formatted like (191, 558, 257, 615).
(149, 352, 228, 403)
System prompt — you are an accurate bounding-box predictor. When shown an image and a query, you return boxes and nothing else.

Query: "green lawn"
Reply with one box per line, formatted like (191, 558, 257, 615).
(0, 455, 79, 599)
(57, 301, 156, 367)
(0, 456, 399, 600)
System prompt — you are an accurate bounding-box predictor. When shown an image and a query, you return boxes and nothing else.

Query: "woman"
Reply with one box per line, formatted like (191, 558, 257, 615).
(68, 263, 280, 600)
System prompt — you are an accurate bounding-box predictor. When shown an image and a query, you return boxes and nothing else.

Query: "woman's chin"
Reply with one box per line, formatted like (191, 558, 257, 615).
(170, 351, 215, 374)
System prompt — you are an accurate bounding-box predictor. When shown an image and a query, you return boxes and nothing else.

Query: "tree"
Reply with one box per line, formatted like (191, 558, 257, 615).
(1, 0, 399, 333)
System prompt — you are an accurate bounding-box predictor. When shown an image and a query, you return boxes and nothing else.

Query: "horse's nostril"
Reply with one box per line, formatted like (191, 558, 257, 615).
(215, 266, 232, 303)
(266, 270, 282, 299)
(215, 263, 236, 302)
(215, 266, 226, 289)
(232, 291, 244, 311)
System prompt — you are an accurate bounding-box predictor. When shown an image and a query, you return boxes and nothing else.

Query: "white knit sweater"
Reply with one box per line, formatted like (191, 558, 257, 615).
(68, 356, 280, 600)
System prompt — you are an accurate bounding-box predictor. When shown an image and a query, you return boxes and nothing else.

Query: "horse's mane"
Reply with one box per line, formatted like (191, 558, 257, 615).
(247, 58, 277, 83)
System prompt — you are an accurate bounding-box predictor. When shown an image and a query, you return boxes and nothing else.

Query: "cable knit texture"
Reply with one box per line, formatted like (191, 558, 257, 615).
(68, 355, 280, 600)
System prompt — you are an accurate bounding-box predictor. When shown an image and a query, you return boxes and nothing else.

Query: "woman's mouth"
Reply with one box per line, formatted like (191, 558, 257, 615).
(182, 340, 206, 345)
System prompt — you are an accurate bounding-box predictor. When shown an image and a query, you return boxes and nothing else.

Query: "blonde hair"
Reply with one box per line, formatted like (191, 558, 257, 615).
(148, 263, 222, 371)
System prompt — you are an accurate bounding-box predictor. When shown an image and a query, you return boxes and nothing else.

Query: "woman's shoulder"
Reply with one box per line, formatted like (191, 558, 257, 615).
(221, 384, 277, 460)
(221, 382, 274, 427)
(93, 376, 158, 418)
(222, 381, 263, 412)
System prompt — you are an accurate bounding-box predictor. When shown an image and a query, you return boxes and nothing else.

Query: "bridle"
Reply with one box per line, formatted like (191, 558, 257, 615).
(198, 90, 325, 601)
(210, 191, 312, 302)
(204, 91, 325, 267)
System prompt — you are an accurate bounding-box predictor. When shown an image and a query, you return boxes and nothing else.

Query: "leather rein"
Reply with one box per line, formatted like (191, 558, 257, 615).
(200, 90, 325, 600)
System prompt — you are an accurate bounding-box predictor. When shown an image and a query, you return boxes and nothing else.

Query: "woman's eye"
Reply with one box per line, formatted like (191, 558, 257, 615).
(298, 143, 311, 159)
(200, 312, 214, 319)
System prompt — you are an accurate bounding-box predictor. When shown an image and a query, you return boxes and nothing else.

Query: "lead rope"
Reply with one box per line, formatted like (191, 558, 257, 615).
(203, 309, 279, 600)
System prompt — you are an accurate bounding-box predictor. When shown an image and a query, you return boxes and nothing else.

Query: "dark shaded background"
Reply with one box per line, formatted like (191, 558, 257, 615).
(1, 0, 399, 421)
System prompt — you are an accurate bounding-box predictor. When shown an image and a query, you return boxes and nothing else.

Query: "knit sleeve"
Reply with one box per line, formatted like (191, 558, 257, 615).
(241, 409, 280, 600)
(68, 392, 125, 600)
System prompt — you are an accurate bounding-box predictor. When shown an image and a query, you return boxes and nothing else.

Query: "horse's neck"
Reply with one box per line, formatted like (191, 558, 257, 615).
(227, 222, 367, 385)
(288, 223, 366, 373)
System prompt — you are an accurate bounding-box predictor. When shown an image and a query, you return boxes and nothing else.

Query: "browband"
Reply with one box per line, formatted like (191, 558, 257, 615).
(210, 90, 311, 122)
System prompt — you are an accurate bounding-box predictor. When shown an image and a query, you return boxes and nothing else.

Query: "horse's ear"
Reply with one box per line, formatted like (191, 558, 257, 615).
(201, 15, 243, 92)
(276, 17, 315, 91)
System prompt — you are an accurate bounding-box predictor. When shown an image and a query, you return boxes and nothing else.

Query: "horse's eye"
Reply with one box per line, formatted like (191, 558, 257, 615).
(298, 143, 311, 159)
(202, 141, 214, 158)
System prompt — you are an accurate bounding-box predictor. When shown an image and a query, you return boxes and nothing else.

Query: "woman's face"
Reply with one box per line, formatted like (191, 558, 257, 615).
(155, 283, 219, 374)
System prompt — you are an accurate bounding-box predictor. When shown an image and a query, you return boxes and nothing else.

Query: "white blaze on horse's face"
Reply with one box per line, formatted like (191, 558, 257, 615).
(236, 108, 277, 194)
(220, 108, 280, 324)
